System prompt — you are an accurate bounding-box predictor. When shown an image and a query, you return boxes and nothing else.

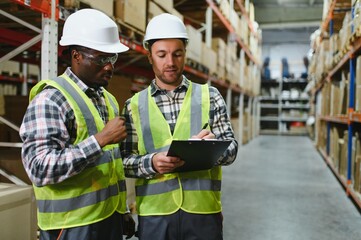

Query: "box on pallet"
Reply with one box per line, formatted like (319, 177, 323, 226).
(148, 1, 165, 20)
(148, 1, 183, 21)
(356, 56, 361, 112)
(114, 0, 146, 31)
(211, 38, 226, 65)
(201, 43, 217, 75)
(152, 0, 173, 13)
(107, 74, 133, 107)
(186, 25, 202, 64)
(0, 95, 4, 115)
(80, 0, 113, 17)
(64, 0, 80, 8)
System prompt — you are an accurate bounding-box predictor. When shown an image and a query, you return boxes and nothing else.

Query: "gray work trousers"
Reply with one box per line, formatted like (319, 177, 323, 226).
(39, 212, 124, 240)
(137, 209, 223, 240)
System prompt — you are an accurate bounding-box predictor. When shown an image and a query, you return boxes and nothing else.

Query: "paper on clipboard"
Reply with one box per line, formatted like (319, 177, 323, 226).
(166, 139, 232, 172)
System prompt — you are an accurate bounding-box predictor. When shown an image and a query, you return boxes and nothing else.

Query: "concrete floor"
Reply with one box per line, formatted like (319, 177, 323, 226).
(127, 135, 361, 239)
(222, 135, 361, 240)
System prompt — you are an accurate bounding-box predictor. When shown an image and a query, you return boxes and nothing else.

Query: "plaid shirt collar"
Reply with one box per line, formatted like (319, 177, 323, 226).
(149, 75, 190, 96)
(65, 67, 104, 98)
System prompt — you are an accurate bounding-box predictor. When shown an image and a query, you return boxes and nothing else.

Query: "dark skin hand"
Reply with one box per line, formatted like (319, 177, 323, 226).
(123, 213, 136, 239)
(94, 116, 127, 147)
(152, 130, 215, 174)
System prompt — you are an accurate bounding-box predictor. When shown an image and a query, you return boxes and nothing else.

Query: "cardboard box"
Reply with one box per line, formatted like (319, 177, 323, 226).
(148, 1, 165, 20)
(114, 0, 147, 31)
(0, 183, 37, 240)
(201, 43, 217, 75)
(0, 61, 19, 76)
(212, 38, 226, 68)
(152, 0, 173, 13)
(64, 0, 80, 8)
(186, 25, 202, 63)
(0, 96, 28, 143)
(0, 95, 4, 115)
(80, 0, 113, 17)
(0, 149, 31, 185)
(106, 74, 133, 109)
(356, 56, 361, 112)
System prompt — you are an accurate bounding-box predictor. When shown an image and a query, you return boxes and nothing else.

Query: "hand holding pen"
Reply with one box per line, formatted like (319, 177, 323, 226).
(190, 122, 215, 139)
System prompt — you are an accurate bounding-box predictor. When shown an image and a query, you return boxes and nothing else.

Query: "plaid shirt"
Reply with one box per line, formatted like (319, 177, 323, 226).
(20, 68, 107, 187)
(121, 76, 238, 178)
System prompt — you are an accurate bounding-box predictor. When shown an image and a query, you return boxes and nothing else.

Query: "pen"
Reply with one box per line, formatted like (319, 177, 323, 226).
(202, 123, 209, 130)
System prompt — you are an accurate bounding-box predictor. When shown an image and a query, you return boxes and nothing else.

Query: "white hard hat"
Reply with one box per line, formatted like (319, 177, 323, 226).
(143, 13, 188, 50)
(59, 9, 128, 53)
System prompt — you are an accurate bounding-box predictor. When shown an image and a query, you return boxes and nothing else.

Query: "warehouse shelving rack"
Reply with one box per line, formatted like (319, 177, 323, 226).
(260, 78, 310, 135)
(163, 0, 262, 142)
(259, 79, 280, 134)
(311, 0, 361, 210)
(0, 0, 262, 150)
(0, 2, 261, 238)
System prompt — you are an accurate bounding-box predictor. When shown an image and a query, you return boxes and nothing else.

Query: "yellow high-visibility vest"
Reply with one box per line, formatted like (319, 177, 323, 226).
(130, 81, 222, 216)
(29, 74, 127, 230)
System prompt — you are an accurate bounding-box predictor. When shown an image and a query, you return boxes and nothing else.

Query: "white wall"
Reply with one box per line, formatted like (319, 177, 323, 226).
(262, 43, 310, 79)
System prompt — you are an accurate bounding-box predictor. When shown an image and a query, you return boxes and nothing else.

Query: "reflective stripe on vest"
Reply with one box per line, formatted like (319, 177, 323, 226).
(136, 178, 221, 196)
(136, 178, 179, 196)
(30, 75, 126, 230)
(131, 81, 222, 216)
(52, 77, 119, 135)
(37, 180, 126, 212)
(139, 83, 203, 153)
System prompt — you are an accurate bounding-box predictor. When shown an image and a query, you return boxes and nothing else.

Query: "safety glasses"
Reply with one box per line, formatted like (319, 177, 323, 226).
(79, 50, 118, 66)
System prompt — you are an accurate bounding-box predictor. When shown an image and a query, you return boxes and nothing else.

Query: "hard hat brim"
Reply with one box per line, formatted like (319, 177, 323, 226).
(59, 38, 129, 54)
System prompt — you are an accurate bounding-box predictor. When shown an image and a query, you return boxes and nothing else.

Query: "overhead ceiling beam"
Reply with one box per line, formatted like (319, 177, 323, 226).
(260, 21, 320, 30)
(255, 6, 322, 24)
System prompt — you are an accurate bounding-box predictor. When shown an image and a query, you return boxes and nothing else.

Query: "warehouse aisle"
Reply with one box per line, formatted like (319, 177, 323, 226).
(222, 135, 361, 240)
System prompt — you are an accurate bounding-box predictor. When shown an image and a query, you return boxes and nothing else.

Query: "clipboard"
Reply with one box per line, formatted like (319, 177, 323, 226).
(167, 139, 232, 172)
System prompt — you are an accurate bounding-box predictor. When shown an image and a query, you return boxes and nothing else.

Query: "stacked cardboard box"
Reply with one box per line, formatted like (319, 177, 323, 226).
(186, 25, 202, 64)
(152, 0, 173, 13)
(201, 43, 217, 75)
(219, 0, 230, 20)
(106, 74, 133, 108)
(339, 11, 352, 53)
(64, 0, 80, 9)
(148, 1, 165, 20)
(355, 56, 361, 112)
(330, 127, 341, 169)
(80, 0, 113, 17)
(211, 38, 226, 80)
(352, 132, 361, 195)
(114, 0, 147, 31)
(225, 41, 238, 81)
(321, 82, 331, 116)
(148, 0, 183, 21)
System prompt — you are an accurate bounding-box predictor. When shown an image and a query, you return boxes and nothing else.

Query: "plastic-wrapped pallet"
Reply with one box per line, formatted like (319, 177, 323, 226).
(0, 183, 37, 240)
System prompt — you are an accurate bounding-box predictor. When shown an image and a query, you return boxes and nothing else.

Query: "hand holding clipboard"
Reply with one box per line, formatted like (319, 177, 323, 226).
(166, 139, 231, 172)
(167, 121, 231, 172)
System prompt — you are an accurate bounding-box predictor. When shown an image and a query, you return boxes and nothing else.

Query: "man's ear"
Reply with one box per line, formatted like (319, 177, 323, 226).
(147, 53, 152, 65)
(72, 49, 81, 63)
